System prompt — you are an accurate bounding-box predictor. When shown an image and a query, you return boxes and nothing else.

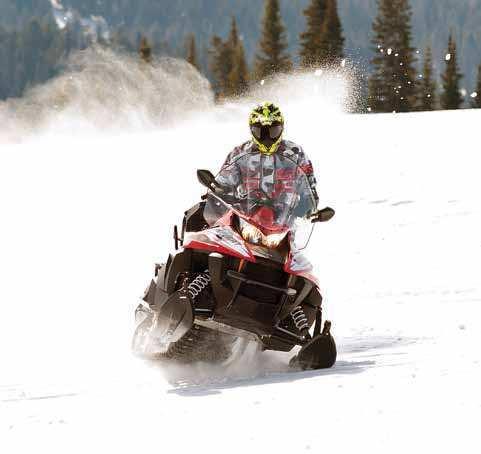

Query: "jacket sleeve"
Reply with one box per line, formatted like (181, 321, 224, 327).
(215, 147, 243, 195)
(297, 148, 319, 205)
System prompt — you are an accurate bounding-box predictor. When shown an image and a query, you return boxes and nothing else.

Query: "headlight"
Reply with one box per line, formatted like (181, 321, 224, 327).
(263, 232, 287, 248)
(241, 223, 263, 245)
(240, 219, 287, 248)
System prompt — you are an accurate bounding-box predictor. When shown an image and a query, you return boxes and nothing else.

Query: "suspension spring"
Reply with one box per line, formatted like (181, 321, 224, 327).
(187, 272, 211, 301)
(291, 306, 309, 332)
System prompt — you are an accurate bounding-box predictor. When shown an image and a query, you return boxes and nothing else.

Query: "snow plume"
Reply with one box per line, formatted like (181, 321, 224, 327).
(50, 0, 75, 30)
(0, 51, 354, 143)
(156, 344, 292, 391)
(247, 68, 353, 115)
(0, 47, 214, 141)
(50, 0, 64, 10)
(49, 0, 110, 41)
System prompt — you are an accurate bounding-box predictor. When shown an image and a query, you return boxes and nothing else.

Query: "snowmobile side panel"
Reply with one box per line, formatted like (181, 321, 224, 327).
(156, 254, 173, 292)
(153, 286, 169, 309)
(142, 279, 156, 305)
(165, 250, 191, 294)
(151, 291, 194, 348)
(304, 286, 323, 308)
(183, 201, 207, 235)
(284, 252, 319, 288)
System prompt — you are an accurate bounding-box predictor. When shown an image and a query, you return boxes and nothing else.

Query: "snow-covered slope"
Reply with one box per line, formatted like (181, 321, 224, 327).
(1, 52, 480, 453)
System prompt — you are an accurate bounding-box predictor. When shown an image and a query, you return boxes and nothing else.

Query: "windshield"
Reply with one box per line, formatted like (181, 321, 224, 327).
(203, 151, 318, 250)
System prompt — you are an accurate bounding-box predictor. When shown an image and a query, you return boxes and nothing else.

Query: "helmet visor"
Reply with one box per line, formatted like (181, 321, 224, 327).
(251, 123, 283, 143)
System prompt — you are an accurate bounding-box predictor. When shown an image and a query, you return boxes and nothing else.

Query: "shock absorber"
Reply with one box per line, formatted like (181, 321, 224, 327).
(187, 272, 211, 301)
(291, 306, 309, 332)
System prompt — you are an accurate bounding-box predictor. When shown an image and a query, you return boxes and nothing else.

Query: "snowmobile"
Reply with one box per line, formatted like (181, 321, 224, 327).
(132, 159, 337, 370)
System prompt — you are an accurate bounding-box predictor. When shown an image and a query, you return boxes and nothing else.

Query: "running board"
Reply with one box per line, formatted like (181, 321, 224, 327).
(194, 318, 259, 343)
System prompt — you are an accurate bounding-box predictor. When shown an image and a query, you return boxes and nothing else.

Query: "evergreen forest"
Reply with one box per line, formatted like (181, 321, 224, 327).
(0, 0, 480, 112)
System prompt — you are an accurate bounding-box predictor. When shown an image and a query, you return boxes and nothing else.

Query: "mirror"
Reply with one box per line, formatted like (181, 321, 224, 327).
(311, 207, 335, 223)
(197, 169, 218, 191)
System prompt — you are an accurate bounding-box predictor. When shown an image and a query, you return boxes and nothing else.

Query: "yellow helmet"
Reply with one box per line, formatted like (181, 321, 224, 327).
(249, 102, 284, 155)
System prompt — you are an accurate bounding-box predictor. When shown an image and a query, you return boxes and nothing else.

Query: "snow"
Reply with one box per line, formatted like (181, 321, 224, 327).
(49, 0, 63, 10)
(50, 0, 110, 40)
(1, 53, 481, 454)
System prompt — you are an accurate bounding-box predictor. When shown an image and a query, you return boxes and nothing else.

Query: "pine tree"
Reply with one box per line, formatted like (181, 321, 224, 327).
(139, 36, 152, 63)
(229, 40, 250, 97)
(209, 35, 227, 96)
(471, 64, 481, 108)
(319, 0, 345, 66)
(419, 46, 437, 111)
(209, 17, 249, 99)
(440, 34, 464, 110)
(208, 19, 235, 98)
(228, 16, 239, 50)
(226, 18, 250, 97)
(299, 0, 327, 68)
(254, 0, 292, 79)
(368, 0, 418, 113)
(209, 34, 236, 98)
(224, 17, 240, 96)
(186, 34, 198, 69)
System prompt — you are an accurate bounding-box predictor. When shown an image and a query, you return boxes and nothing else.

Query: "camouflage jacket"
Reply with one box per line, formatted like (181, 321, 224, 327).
(216, 140, 319, 216)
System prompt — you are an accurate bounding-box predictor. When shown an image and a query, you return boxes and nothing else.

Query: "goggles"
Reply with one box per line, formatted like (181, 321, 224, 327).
(250, 123, 284, 143)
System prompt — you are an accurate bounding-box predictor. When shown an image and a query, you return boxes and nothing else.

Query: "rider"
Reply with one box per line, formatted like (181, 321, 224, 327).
(215, 102, 319, 243)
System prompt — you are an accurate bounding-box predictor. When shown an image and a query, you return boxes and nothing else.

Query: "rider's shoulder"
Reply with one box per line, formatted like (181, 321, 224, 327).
(279, 140, 306, 159)
(225, 141, 253, 164)
(234, 141, 254, 153)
